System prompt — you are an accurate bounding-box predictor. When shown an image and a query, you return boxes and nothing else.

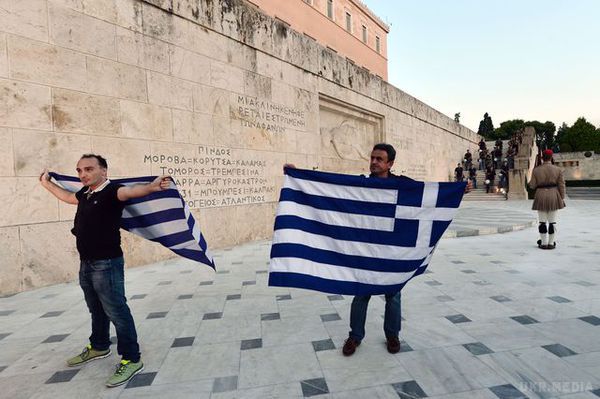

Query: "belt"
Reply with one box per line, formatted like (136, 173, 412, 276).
(537, 184, 557, 188)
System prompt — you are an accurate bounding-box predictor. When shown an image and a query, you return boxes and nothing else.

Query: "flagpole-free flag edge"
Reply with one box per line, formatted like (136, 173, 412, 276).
(268, 271, 414, 296)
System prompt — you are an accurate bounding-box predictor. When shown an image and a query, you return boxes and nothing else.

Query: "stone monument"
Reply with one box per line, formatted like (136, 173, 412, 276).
(0, 0, 479, 295)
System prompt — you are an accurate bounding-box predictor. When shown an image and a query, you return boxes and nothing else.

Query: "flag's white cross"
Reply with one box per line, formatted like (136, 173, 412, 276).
(395, 182, 441, 248)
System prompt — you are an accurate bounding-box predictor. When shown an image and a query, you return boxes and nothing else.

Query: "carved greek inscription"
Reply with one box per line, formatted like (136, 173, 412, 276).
(405, 165, 427, 181)
(233, 95, 306, 133)
(143, 146, 276, 208)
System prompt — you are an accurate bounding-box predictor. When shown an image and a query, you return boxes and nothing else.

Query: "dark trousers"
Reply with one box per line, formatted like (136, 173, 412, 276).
(349, 292, 402, 341)
(79, 257, 140, 362)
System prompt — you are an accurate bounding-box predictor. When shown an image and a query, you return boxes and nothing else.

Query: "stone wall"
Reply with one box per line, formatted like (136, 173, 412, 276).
(553, 152, 600, 181)
(0, 0, 478, 295)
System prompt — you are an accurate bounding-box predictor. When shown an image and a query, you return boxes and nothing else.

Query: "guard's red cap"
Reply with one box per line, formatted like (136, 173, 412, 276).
(543, 149, 553, 156)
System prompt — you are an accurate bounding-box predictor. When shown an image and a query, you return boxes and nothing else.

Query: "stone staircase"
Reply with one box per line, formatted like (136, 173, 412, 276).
(461, 140, 508, 201)
(462, 128, 538, 201)
(566, 187, 600, 200)
(462, 174, 507, 201)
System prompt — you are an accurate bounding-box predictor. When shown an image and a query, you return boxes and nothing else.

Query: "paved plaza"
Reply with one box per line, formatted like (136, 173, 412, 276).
(0, 200, 599, 399)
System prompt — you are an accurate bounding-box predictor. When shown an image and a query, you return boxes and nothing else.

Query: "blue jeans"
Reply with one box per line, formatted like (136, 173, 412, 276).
(79, 257, 140, 362)
(349, 292, 402, 341)
(499, 175, 506, 188)
(470, 177, 477, 189)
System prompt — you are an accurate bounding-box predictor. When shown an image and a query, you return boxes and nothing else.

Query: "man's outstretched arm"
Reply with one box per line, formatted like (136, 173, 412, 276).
(39, 169, 78, 205)
(117, 175, 171, 201)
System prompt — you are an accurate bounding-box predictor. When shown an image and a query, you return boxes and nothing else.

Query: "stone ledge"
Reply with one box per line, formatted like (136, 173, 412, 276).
(139, 0, 478, 144)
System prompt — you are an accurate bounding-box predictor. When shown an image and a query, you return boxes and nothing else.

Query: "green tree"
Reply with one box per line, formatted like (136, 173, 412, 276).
(493, 119, 555, 148)
(526, 120, 556, 149)
(494, 119, 525, 140)
(557, 117, 599, 152)
(477, 113, 495, 139)
(554, 122, 569, 152)
(542, 121, 557, 150)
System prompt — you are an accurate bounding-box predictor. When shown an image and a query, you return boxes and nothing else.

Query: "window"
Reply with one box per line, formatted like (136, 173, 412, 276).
(362, 25, 367, 43)
(375, 35, 381, 53)
(327, 0, 333, 19)
(345, 11, 352, 32)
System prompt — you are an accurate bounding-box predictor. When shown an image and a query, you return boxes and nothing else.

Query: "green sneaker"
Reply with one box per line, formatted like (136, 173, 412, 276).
(106, 359, 144, 387)
(67, 344, 111, 367)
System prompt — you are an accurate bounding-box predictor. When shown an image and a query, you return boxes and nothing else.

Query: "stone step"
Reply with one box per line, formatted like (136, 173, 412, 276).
(566, 187, 600, 200)
(468, 189, 501, 194)
(463, 198, 506, 201)
(472, 176, 503, 183)
(463, 191, 507, 201)
(464, 190, 505, 195)
(567, 187, 600, 192)
(464, 191, 505, 196)
(463, 185, 506, 198)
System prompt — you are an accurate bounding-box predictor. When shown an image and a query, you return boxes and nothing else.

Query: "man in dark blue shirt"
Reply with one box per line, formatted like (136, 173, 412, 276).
(284, 143, 468, 356)
(342, 143, 404, 356)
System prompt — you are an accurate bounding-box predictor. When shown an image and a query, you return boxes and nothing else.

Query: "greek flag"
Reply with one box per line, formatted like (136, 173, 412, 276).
(268, 168, 465, 295)
(49, 173, 214, 268)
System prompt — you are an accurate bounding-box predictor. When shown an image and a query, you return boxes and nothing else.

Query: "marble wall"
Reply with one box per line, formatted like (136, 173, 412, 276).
(553, 152, 600, 181)
(0, 0, 479, 295)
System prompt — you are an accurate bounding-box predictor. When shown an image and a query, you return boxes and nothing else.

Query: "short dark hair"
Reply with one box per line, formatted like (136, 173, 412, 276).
(372, 143, 396, 162)
(80, 154, 108, 169)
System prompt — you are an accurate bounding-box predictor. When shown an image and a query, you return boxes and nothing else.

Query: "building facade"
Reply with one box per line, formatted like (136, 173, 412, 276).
(554, 151, 600, 180)
(0, 0, 476, 295)
(248, 0, 389, 79)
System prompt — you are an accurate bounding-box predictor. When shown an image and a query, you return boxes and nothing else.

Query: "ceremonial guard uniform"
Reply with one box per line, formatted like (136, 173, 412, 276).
(529, 150, 565, 249)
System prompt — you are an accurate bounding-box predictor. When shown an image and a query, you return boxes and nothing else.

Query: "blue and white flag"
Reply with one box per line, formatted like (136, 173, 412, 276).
(50, 173, 215, 269)
(268, 168, 465, 295)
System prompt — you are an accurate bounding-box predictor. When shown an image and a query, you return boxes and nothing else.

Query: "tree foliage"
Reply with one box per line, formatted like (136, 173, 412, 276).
(556, 117, 600, 152)
(492, 119, 555, 148)
(482, 114, 599, 152)
(494, 119, 525, 140)
(527, 121, 556, 150)
(477, 113, 495, 139)
(554, 123, 569, 152)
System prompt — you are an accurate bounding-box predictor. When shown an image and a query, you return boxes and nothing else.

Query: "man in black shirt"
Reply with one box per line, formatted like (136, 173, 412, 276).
(499, 161, 509, 189)
(478, 139, 487, 151)
(469, 165, 478, 189)
(463, 149, 472, 169)
(454, 163, 464, 182)
(40, 154, 170, 387)
(485, 166, 496, 193)
(495, 138, 503, 151)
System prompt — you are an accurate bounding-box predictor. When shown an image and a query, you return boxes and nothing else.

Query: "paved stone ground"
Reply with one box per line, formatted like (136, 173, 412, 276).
(1, 200, 599, 399)
(445, 204, 536, 238)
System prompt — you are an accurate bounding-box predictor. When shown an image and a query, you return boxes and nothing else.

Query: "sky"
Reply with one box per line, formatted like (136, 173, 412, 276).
(361, 0, 600, 132)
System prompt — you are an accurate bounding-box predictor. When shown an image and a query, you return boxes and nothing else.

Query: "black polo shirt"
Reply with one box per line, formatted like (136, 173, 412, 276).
(73, 182, 125, 260)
